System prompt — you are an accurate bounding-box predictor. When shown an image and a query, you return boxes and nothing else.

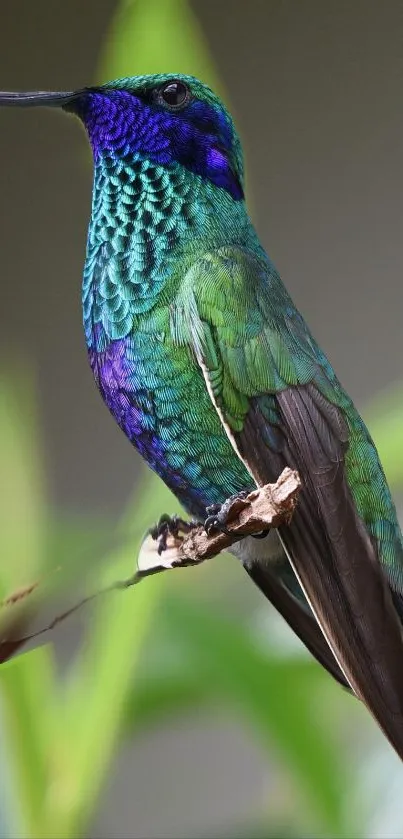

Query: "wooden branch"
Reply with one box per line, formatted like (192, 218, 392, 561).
(0, 467, 301, 660)
(137, 467, 301, 574)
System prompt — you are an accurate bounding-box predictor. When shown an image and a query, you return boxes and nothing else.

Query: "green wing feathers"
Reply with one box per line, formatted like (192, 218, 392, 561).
(177, 245, 403, 590)
(172, 245, 403, 756)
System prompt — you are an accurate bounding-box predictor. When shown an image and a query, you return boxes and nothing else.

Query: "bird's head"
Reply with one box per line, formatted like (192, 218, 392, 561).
(0, 74, 244, 201)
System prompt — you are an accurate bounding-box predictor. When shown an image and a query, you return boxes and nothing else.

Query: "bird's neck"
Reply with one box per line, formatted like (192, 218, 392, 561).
(83, 154, 255, 344)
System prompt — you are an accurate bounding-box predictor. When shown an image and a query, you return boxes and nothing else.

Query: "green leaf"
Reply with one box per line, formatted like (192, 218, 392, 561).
(98, 0, 225, 100)
(163, 594, 352, 837)
(56, 469, 175, 836)
(123, 668, 213, 734)
(0, 645, 57, 837)
(0, 367, 46, 596)
(0, 372, 60, 836)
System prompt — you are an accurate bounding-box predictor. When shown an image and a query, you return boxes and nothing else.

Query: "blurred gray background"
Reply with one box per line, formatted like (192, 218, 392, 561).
(2, 0, 402, 515)
(1, 2, 403, 836)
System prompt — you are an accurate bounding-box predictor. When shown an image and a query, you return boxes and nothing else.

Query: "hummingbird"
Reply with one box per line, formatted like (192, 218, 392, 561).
(2, 75, 403, 759)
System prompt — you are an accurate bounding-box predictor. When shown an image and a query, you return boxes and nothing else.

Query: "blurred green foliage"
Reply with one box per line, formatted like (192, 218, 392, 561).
(100, 0, 225, 97)
(1, 2, 403, 838)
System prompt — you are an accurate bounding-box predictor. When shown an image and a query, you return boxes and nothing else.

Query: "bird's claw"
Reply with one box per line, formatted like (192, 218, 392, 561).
(204, 490, 250, 536)
(149, 514, 198, 555)
(204, 513, 231, 536)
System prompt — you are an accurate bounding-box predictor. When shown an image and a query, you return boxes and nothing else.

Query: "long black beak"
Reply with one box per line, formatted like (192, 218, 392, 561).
(0, 90, 78, 108)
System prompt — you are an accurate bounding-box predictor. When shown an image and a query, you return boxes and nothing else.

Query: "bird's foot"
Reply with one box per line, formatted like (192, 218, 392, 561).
(204, 491, 249, 535)
(149, 514, 198, 556)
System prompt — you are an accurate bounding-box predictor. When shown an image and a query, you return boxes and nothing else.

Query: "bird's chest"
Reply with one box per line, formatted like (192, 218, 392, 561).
(86, 316, 252, 516)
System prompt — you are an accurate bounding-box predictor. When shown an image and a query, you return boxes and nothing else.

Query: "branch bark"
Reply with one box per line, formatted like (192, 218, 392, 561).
(137, 467, 301, 574)
(0, 467, 301, 661)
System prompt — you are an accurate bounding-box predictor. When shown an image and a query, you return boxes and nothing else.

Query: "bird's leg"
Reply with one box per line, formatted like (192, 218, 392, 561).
(149, 513, 199, 555)
(204, 491, 250, 535)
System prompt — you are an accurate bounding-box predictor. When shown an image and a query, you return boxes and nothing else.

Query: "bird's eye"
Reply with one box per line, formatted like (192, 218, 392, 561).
(158, 80, 190, 110)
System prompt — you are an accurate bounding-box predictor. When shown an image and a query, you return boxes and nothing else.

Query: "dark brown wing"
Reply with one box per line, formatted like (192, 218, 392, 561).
(236, 384, 403, 758)
(186, 247, 403, 759)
